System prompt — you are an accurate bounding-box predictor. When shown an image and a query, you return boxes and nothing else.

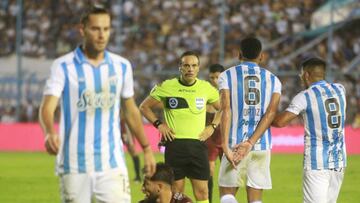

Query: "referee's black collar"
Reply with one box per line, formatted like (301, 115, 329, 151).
(178, 77, 197, 87)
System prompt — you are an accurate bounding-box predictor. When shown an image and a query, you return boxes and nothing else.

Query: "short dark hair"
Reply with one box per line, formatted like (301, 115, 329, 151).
(80, 4, 110, 26)
(209, 64, 225, 73)
(301, 57, 326, 71)
(150, 163, 174, 185)
(240, 37, 262, 59)
(180, 51, 200, 64)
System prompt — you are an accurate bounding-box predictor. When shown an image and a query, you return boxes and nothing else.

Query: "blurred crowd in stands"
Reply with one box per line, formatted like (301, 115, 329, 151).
(0, 0, 360, 127)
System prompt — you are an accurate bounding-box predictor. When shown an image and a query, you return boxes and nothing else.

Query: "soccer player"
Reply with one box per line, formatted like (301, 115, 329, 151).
(272, 57, 346, 203)
(39, 5, 155, 203)
(140, 162, 193, 203)
(140, 51, 221, 203)
(218, 37, 281, 203)
(206, 64, 225, 203)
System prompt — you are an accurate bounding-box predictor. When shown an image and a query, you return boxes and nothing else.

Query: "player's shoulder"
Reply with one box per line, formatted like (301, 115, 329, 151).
(259, 66, 280, 79)
(107, 51, 132, 67)
(332, 82, 346, 91)
(197, 79, 213, 88)
(52, 51, 75, 68)
(156, 77, 177, 88)
(295, 89, 307, 97)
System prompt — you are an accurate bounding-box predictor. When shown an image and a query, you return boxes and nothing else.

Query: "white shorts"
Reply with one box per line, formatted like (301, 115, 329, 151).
(303, 168, 344, 203)
(59, 170, 131, 203)
(218, 150, 272, 189)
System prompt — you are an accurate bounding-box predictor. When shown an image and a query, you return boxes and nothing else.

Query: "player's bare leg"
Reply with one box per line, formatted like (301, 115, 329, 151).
(190, 179, 209, 201)
(173, 178, 186, 193)
(246, 186, 262, 203)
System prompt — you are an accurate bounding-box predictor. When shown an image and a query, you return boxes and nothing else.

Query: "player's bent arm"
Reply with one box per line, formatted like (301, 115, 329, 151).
(139, 96, 162, 124)
(140, 96, 175, 141)
(209, 100, 221, 126)
(39, 95, 60, 155)
(272, 111, 298, 128)
(39, 95, 59, 135)
(122, 97, 156, 176)
(220, 90, 231, 151)
(247, 93, 281, 145)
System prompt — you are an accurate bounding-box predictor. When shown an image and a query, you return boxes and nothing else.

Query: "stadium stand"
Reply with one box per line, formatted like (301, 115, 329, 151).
(0, 0, 359, 125)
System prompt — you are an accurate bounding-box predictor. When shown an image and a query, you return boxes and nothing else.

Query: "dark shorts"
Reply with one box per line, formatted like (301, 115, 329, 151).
(165, 139, 209, 181)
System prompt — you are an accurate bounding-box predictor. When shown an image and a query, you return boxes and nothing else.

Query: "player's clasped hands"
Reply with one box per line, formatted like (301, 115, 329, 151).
(158, 123, 175, 142)
(232, 141, 253, 164)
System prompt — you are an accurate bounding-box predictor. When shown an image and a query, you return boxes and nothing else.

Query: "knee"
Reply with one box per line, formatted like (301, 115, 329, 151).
(194, 185, 208, 200)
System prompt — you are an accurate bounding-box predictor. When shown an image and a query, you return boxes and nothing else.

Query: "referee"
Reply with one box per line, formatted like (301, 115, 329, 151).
(140, 51, 221, 203)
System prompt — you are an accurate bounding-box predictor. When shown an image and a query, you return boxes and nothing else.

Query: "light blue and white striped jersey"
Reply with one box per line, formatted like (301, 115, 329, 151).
(218, 62, 282, 150)
(43, 47, 133, 174)
(286, 80, 347, 170)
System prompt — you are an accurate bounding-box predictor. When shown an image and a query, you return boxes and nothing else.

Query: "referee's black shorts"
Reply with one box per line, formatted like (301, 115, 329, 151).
(165, 139, 209, 181)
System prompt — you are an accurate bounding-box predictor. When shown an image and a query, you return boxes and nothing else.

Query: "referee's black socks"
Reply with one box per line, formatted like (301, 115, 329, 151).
(208, 176, 213, 203)
(132, 155, 141, 181)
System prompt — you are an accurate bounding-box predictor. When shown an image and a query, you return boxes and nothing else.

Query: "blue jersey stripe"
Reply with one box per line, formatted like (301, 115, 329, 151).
(235, 66, 243, 145)
(247, 67, 256, 144)
(332, 84, 346, 167)
(226, 70, 233, 146)
(119, 63, 127, 159)
(268, 75, 275, 147)
(61, 62, 71, 173)
(312, 87, 329, 169)
(259, 69, 266, 150)
(74, 59, 86, 173)
(321, 84, 339, 168)
(305, 92, 317, 169)
(120, 63, 127, 108)
(93, 68, 102, 172)
(108, 61, 117, 168)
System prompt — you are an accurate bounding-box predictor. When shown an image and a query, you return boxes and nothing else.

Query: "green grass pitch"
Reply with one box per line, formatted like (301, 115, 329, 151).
(0, 152, 359, 202)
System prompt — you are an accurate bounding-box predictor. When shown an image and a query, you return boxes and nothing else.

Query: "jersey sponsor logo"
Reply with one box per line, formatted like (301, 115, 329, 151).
(239, 118, 260, 126)
(77, 89, 116, 112)
(178, 89, 196, 93)
(195, 98, 205, 110)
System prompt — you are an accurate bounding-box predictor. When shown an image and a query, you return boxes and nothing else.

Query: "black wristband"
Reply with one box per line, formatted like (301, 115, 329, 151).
(153, 119, 163, 129)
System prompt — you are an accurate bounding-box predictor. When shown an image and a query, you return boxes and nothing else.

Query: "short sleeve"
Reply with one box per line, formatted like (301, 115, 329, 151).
(43, 60, 65, 97)
(207, 84, 219, 104)
(121, 61, 134, 98)
(273, 76, 282, 94)
(149, 84, 162, 101)
(218, 71, 229, 90)
(286, 92, 307, 115)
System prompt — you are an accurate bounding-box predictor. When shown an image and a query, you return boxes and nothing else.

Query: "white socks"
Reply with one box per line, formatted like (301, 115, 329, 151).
(220, 194, 238, 203)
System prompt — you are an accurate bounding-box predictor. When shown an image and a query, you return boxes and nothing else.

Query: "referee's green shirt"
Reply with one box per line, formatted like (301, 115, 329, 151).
(150, 78, 219, 140)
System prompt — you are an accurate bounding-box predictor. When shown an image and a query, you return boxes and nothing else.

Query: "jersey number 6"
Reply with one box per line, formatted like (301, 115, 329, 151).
(244, 75, 260, 105)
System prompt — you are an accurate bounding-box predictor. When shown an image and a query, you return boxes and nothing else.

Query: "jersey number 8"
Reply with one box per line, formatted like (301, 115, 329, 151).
(324, 98, 341, 128)
(244, 76, 260, 105)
